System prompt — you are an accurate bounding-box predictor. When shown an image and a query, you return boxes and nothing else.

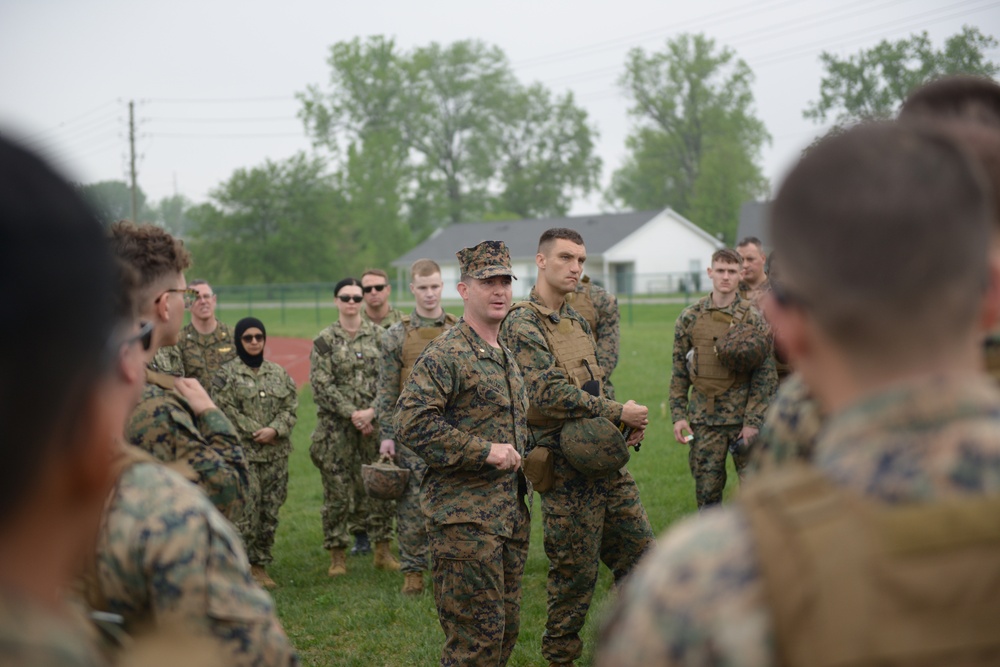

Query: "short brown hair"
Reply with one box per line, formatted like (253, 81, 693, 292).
(771, 122, 992, 366)
(899, 75, 1000, 129)
(539, 228, 584, 253)
(711, 248, 742, 266)
(737, 237, 763, 251)
(109, 221, 191, 302)
(410, 259, 441, 280)
(361, 268, 389, 282)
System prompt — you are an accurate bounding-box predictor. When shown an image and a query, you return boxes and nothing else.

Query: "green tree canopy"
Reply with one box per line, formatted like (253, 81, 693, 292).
(79, 180, 154, 225)
(610, 33, 770, 243)
(805, 26, 999, 125)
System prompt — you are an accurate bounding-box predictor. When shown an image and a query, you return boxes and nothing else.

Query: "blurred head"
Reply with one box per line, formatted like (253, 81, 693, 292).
(410, 259, 444, 318)
(899, 75, 1000, 130)
(768, 122, 992, 377)
(537, 228, 586, 296)
(188, 279, 217, 324)
(335, 277, 364, 318)
(708, 248, 742, 296)
(108, 221, 192, 348)
(234, 317, 266, 368)
(361, 268, 391, 309)
(0, 137, 119, 548)
(737, 237, 766, 286)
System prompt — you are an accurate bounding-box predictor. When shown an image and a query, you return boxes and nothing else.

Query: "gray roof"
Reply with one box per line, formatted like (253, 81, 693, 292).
(736, 201, 772, 248)
(393, 210, 661, 266)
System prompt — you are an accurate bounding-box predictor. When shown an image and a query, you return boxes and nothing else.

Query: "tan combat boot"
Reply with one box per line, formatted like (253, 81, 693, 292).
(250, 564, 277, 589)
(373, 541, 401, 571)
(401, 571, 424, 595)
(328, 548, 347, 577)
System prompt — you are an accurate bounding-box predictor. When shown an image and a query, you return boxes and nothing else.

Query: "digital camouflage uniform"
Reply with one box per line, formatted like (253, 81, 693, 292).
(500, 287, 654, 666)
(394, 318, 530, 667)
(127, 368, 248, 521)
(597, 374, 1000, 666)
(376, 310, 457, 575)
(177, 321, 237, 388)
(309, 320, 393, 550)
(213, 358, 298, 567)
(565, 276, 620, 400)
(0, 590, 103, 667)
(670, 293, 777, 507)
(151, 344, 184, 377)
(748, 371, 823, 474)
(362, 306, 404, 329)
(90, 449, 298, 666)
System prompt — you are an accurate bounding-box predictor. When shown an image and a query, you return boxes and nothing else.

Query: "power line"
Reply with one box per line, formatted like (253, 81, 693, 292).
(146, 132, 304, 138)
(16, 100, 119, 143)
(145, 95, 295, 104)
(146, 115, 299, 123)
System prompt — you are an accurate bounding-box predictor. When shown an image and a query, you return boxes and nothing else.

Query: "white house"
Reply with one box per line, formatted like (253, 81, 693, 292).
(391, 208, 723, 300)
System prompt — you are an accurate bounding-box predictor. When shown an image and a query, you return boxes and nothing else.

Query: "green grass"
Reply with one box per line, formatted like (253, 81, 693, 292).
(249, 303, 742, 666)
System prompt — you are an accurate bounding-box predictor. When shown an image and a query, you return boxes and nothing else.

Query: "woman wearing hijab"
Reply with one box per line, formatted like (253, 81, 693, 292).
(213, 317, 298, 590)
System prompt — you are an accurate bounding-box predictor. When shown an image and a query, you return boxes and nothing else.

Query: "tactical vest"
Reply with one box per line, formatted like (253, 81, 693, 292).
(399, 313, 458, 391)
(510, 301, 603, 427)
(566, 277, 598, 341)
(689, 299, 751, 413)
(741, 464, 1000, 667)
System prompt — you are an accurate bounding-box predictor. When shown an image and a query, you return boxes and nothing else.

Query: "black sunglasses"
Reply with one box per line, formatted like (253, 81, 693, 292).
(128, 320, 154, 351)
(338, 295, 364, 303)
(362, 284, 388, 293)
(241, 333, 265, 343)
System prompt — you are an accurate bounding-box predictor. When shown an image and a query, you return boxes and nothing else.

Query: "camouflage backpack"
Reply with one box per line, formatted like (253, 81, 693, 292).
(560, 416, 629, 477)
(362, 454, 410, 500)
(715, 301, 771, 373)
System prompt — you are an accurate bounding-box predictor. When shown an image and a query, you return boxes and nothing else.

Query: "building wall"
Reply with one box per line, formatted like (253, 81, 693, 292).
(435, 260, 536, 301)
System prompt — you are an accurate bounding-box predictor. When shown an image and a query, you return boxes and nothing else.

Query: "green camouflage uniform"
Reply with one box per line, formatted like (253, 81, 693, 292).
(376, 310, 455, 575)
(177, 321, 237, 388)
(500, 288, 654, 666)
(670, 293, 777, 507)
(92, 453, 298, 666)
(567, 277, 620, 400)
(309, 320, 394, 550)
(0, 590, 103, 667)
(127, 369, 248, 521)
(152, 344, 184, 377)
(597, 373, 1000, 666)
(394, 319, 531, 667)
(362, 306, 403, 329)
(212, 359, 298, 567)
(749, 372, 823, 474)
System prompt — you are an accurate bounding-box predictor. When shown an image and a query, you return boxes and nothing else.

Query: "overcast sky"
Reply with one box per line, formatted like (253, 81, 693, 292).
(2, 0, 998, 216)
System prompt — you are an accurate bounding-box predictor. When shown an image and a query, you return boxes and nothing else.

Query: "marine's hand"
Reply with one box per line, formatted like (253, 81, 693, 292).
(380, 439, 396, 457)
(620, 400, 649, 429)
(673, 419, 692, 444)
(486, 443, 521, 471)
(253, 427, 278, 444)
(174, 378, 217, 415)
(627, 426, 645, 448)
(360, 422, 374, 436)
(739, 425, 759, 444)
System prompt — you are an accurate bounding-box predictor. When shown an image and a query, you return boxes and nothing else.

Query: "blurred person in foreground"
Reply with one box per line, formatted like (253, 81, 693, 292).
(213, 317, 298, 590)
(596, 121, 1000, 665)
(0, 137, 119, 666)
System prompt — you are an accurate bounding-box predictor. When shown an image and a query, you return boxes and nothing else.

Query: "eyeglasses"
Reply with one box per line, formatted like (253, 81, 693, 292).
(338, 295, 364, 303)
(156, 287, 199, 308)
(193, 293, 215, 302)
(362, 284, 388, 294)
(123, 320, 154, 352)
(241, 333, 265, 343)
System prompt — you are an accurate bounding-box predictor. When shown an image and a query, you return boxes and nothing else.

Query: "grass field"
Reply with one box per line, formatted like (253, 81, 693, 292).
(231, 302, 740, 666)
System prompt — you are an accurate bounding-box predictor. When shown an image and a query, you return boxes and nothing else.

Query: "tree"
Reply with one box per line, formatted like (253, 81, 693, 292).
(79, 180, 154, 225)
(153, 194, 195, 239)
(299, 37, 601, 228)
(610, 33, 770, 242)
(188, 153, 347, 284)
(805, 26, 999, 125)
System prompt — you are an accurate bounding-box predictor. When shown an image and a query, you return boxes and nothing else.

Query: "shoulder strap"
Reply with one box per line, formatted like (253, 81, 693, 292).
(313, 335, 332, 355)
(146, 369, 176, 391)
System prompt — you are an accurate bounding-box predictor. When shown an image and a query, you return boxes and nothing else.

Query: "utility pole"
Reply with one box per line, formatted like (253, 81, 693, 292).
(129, 99, 138, 222)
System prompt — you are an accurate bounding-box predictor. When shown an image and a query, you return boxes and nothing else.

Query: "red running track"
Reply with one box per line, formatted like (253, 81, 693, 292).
(265, 337, 313, 388)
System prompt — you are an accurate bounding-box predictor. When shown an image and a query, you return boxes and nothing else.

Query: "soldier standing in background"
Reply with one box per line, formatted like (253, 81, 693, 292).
(736, 237, 768, 311)
(597, 121, 1000, 667)
(175, 280, 237, 387)
(376, 259, 458, 596)
(395, 241, 530, 667)
(213, 317, 298, 590)
(361, 268, 404, 329)
(111, 221, 248, 522)
(310, 278, 399, 576)
(565, 274, 621, 399)
(670, 247, 777, 508)
(500, 228, 653, 667)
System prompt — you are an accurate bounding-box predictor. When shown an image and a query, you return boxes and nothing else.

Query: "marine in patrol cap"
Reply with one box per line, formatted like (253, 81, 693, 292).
(457, 240, 517, 280)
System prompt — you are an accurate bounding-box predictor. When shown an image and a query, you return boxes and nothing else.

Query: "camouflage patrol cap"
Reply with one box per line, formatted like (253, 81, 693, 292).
(457, 240, 517, 280)
(716, 322, 772, 373)
(560, 416, 629, 477)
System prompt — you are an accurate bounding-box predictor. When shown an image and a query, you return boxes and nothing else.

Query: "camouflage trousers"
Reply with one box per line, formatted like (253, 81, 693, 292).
(309, 418, 394, 550)
(429, 505, 530, 667)
(689, 423, 749, 508)
(236, 456, 289, 565)
(396, 445, 429, 574)
(539, 456, 655, 664)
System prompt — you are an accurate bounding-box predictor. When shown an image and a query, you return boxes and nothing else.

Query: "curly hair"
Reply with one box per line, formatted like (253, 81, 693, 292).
(108, 221, 191, 294)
